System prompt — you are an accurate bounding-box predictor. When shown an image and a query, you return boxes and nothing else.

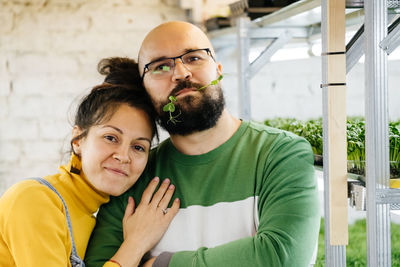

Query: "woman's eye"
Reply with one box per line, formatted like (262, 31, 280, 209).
(104, 135, 117, 143)
(132, 145, 145, 152)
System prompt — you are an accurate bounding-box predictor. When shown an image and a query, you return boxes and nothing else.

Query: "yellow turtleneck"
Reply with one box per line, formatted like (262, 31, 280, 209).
(391, 179, 400, 188)
(0, 154, 120, 267)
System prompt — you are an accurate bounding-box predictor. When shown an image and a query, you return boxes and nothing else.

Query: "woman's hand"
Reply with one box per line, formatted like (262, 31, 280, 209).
(123, 177, 179, 249)
(109, 177, 179, 267)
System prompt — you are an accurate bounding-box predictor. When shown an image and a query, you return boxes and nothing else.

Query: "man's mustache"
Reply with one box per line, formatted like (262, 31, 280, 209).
(169, 80, 204, 97)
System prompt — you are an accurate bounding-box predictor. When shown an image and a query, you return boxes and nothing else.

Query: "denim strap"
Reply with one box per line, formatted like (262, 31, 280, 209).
(33, 178, 85, 267)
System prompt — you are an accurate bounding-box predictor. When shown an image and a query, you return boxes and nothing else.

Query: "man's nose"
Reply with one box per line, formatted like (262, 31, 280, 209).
(171, 59, 192, 82)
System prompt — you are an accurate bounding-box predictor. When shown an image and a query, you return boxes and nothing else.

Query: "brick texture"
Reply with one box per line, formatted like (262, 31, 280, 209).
(0, 0, 185, 194)
(1, 0, 400, 196)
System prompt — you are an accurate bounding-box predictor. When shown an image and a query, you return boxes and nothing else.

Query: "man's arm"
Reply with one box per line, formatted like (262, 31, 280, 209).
(159, 137, 320, 267)
(85, 194, 127, 266)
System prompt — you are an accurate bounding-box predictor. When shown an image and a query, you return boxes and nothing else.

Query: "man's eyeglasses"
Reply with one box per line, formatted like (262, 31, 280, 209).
(141, 48, 215, 80)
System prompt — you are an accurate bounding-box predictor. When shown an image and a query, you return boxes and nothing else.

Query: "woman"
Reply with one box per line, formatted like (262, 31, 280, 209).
(0, 59, 178, 267)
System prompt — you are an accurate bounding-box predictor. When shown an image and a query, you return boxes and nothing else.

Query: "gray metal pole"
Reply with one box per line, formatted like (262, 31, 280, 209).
(364, 0, 391, 266)
(237, 16, 251, 121)
(321, 0, 346, 265)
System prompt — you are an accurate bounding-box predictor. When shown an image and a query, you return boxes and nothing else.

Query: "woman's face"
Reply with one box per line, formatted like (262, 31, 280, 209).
(73, 104, 153, 196)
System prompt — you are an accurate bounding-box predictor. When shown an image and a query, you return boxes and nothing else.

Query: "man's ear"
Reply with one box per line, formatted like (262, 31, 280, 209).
(71, 126, 83, 155)
(217, 62, 222, 75)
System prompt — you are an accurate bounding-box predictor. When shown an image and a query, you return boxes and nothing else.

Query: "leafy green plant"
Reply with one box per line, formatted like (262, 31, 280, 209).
(264, 117, 400, 177)
(163, 75, 223, 124)
(390, 123, 400, 177)
(347, 118, 365, 173)
(264, 118, 323, 155)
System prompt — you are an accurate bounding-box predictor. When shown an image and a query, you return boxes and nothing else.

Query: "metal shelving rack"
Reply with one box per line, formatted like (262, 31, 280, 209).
(364, 1, 400, 266)
(207, 0, 400, 266)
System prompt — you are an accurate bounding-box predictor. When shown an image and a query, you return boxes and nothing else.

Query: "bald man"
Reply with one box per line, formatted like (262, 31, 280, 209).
(85, 21, 320, 267)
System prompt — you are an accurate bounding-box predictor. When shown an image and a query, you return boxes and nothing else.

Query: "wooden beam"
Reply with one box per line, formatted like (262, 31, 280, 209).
(325, 0, 348, 246)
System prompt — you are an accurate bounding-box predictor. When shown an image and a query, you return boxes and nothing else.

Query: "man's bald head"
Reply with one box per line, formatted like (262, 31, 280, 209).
(138, 21, 215, 76)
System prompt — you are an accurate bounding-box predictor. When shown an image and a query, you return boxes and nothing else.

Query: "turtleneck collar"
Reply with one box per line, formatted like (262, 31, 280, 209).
(48, 153, 110, 215)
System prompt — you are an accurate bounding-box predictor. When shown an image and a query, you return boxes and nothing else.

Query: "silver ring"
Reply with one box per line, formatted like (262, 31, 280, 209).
(162, 208, 168, 215)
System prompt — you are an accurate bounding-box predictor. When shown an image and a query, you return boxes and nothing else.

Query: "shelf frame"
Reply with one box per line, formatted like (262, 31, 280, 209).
(207, 0, 400, 265)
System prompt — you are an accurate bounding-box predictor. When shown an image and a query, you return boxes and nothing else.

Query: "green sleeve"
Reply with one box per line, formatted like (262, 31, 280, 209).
(84, 194, 127, 267)
(169, 137, 320, 267)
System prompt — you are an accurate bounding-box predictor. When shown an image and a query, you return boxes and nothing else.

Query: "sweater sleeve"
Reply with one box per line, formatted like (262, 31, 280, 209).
(84, 194, 127, 267)
(1, 183, 72, 266)
(103, 261, 122, 267)
(168, 137, 320, 267)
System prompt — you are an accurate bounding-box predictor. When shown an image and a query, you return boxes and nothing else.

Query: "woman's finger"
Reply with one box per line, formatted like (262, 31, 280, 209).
(165, 198, 180, 220)
(149, 178, 170, 209)
(122, 196, 135, 240)
(123, 196, 135, 219)
(141, 177, 160, 204)
(156, 184, 175, 211)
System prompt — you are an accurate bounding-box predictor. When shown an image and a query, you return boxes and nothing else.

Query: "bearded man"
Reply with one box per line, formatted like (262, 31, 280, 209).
(86, 21, 320, 267)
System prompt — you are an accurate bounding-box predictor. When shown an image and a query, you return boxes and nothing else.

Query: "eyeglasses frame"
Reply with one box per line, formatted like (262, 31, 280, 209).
(141, 48, 216, 80)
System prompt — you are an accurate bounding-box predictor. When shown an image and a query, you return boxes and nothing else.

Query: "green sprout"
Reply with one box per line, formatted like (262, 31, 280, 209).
(162, 75, 224, 124)
(163, 95, 181, 124)
(197, 74, 223, 91)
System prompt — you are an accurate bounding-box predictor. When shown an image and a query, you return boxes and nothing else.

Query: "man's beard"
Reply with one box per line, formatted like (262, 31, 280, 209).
(156, 80, 225, 136)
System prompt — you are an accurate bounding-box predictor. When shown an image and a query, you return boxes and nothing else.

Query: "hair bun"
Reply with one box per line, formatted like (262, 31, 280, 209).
(97, 57, 141, 85)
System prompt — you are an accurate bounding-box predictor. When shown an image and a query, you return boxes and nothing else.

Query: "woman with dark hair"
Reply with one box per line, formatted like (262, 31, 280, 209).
(0, 58, 178, 267)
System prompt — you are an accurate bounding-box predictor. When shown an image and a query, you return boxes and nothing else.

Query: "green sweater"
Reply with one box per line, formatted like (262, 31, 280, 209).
(85, 121, 320, 267)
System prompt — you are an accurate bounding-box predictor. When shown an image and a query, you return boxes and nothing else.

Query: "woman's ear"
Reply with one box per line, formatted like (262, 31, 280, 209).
(71, 126, 83, 155)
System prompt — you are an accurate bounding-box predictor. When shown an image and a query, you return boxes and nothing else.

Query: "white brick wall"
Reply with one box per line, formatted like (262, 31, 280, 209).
(1, 0, 400, 196)
(0, 0, 185, 195)
(0, 118, 40, 140)
(0, 10, 13, 33)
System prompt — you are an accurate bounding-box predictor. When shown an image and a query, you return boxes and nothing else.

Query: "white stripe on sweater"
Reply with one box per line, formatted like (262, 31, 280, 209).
(150, 196, 259, 256)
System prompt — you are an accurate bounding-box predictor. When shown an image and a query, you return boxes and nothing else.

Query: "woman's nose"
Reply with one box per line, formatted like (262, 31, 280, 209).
(112, 146, 131, 164)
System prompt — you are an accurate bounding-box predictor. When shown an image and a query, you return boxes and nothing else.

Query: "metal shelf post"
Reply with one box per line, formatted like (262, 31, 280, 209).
(364, 0, 391, 266)
(237, 16, 252, 120)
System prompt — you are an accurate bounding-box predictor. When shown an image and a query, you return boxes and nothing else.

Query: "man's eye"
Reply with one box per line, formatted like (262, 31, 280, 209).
(187, 56, 200, 62)
(156, 64, 170, 71)
(152, 62, 172, 73)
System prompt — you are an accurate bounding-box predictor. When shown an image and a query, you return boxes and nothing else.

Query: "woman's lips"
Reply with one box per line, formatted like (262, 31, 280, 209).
(104, 167, 128, 176)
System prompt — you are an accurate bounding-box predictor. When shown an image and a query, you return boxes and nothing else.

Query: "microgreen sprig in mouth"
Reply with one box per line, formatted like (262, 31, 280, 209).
(162, 75, 224, 124)
(163, 95, 181, 124)
(197, 74, 223, 91)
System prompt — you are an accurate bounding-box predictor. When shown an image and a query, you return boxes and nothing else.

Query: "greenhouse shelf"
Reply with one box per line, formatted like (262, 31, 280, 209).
(208, 0, 400, 265)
